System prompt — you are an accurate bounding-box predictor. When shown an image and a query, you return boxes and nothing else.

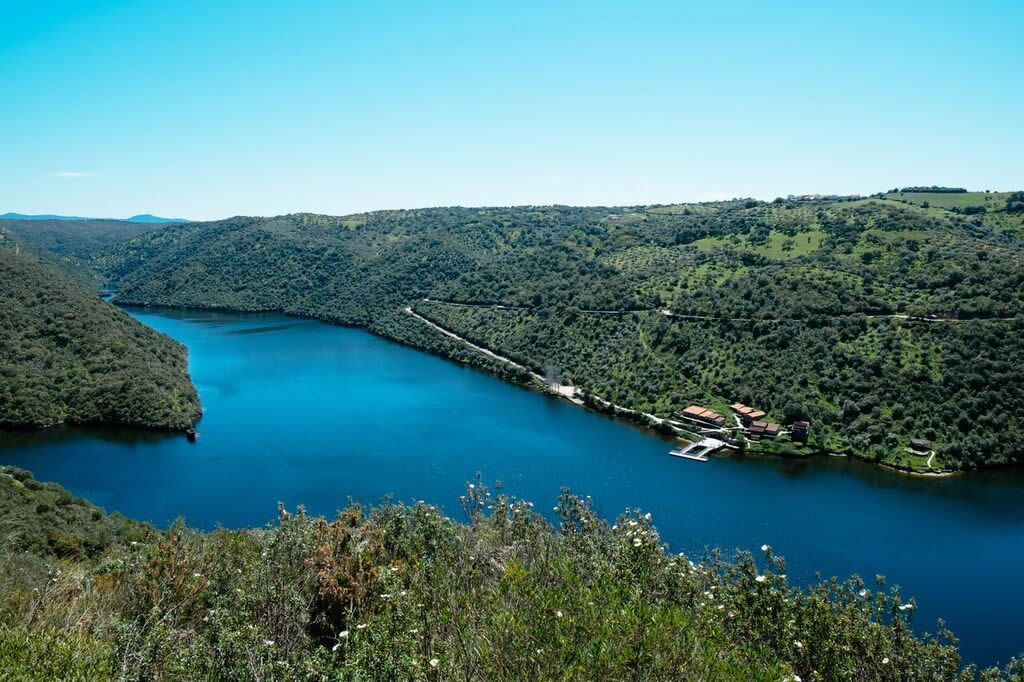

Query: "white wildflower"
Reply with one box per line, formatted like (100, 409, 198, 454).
(429, 658, 439, 668)
(794, 640, 803, 649)
(633, 537, 642, 547)
(357, 624, 367, 630)
(339, 630, 349, 638)
(556, 610, 563, 618)
(755, 575, 766, 583)
(882, 657, 889, 664)
(859, 589, 868, 597)
(761, 544, 769, 552)
(468, 484, 475, 489)
(644, 512, 651, 521)
(899, 603, 914, 611)
(263, 640, 275, 646)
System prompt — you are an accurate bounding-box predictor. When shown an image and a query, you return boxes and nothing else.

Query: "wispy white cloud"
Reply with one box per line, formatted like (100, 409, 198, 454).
(51, 171, 97, 178)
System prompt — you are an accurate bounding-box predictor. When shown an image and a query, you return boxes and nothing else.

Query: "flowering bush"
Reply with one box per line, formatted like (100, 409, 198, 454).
(0, 471, 1019, 679)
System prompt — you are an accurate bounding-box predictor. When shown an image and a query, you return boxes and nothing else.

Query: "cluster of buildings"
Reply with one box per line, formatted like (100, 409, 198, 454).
(679, 405, 726, 427)
(729, 403, 766, 423)
(785, 193, 861, 202)
(675, 402, 812, 445)
(730, 403, 781, 440)
(673, 401, 929, 454)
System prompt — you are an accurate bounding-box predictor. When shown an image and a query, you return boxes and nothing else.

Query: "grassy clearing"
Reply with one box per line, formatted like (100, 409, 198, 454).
(883, 192, 1012, 210)
(690, 229, 824, 260)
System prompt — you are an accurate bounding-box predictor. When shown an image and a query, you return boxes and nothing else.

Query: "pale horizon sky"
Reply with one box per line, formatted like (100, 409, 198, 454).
(1, 0, 1021, 221)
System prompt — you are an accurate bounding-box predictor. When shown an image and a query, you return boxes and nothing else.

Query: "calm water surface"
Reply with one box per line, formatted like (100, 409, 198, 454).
(2, 308, 1023, 667)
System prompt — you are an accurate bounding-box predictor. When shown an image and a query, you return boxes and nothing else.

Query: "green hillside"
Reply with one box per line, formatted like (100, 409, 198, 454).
(0, 217, 167, 264)
(0, 247, 201, 430)
(881, 191, 1024, 238)
(98, 196, 1024, 470)
(882, 191, 1011, 210)
(1, 467, 1017, 680)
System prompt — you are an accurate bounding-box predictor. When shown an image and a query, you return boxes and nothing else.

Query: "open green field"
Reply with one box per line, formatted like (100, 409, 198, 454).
(691, 228, 825, 260)
(883, 191, 1011, 210)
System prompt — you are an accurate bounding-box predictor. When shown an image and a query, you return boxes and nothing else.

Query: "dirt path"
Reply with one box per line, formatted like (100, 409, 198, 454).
(404, 306, 684, 432)
(419, 298, 1018, 324)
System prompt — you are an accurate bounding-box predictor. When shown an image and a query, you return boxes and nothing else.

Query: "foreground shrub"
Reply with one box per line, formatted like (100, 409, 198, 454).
(0, 476, 1020, 680)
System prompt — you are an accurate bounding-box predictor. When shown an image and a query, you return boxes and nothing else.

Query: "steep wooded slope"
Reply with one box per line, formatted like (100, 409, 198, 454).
(0, 247, 200, 429)
(98, 196, 1024, 468)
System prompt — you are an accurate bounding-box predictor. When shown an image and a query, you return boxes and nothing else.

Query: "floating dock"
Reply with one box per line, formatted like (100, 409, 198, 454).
(670, 449, 709, 462)
(669, 437, 725, 462)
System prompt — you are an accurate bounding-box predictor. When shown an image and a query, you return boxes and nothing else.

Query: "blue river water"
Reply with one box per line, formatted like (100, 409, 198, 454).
(1, 308, 1022, 667)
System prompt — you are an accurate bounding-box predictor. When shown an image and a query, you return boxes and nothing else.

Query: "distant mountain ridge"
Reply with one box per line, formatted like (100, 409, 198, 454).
(0, 212, 189, 223)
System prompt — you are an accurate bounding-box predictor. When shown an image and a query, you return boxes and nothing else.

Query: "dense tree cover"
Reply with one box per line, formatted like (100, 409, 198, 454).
(0, 466, 154, 562)
(0, 248, 201, 429)
(98, 196, 1024, 469)
(1, 467, 1020, 680)
(1008, 192, 1024, 213)
(0, 218, 166, 263)
(416, 303, 1024, 469)
(0, 226, 106, 290)
(899, 186, 967, 193)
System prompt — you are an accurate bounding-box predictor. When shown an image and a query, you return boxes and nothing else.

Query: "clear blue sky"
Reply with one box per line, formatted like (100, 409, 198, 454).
(1, 0, 1021, 220)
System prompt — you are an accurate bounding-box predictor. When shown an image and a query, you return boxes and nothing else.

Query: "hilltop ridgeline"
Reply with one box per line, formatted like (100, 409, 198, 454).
(97, 194, 1024, 471)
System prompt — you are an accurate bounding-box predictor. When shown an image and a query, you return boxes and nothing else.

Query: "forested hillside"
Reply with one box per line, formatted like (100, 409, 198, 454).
(99, 193, 1024, 470)
(0, 467, 1019, 680)
(0, 217, 167, 264)
(0, 246, 201, 430)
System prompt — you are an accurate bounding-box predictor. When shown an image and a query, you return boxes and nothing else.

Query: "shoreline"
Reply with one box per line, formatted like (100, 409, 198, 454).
(401, 306, 978, 479)
(114, 300, 986, 480)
